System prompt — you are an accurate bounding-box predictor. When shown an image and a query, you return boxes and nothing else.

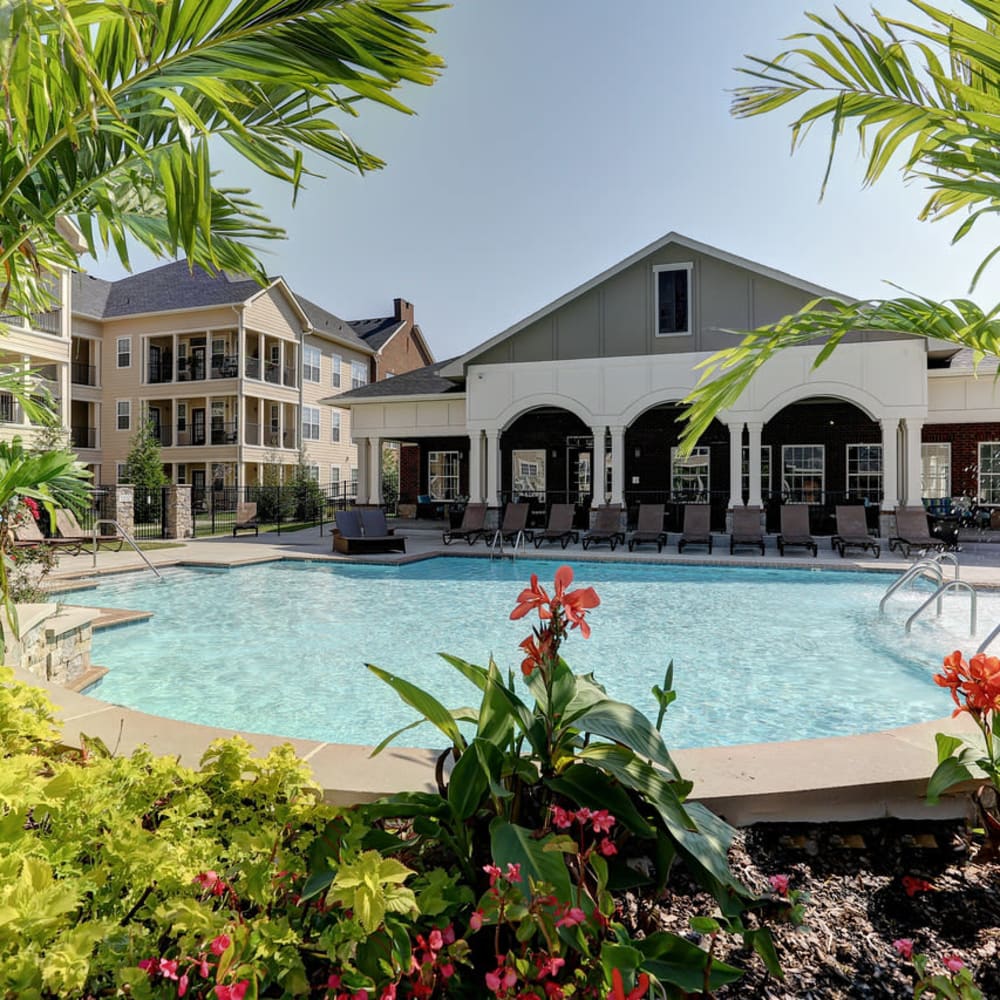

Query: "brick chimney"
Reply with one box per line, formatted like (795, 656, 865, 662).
(394, 297, 414, 326)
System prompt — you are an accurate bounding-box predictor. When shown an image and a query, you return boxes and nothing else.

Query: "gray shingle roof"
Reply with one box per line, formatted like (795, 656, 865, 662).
(71, 273, 115, 319)
(350, 316, 404, 351)
(334, 358, 463, 401)
(298, 296, 369, 351)
(936, 347, 1000, 374)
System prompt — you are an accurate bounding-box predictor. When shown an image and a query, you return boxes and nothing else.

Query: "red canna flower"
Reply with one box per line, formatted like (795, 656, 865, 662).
(935, 650, 1000, 719)
(552, 565, 600, 638)
(511, 574, 552, 622)
(519, 631, 555, 677)
(608, 968, 650, 1000)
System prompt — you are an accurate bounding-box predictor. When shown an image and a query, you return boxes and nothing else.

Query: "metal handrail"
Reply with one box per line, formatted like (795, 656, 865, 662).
(879, 559, 944, 614)
(904, 580, 977, 635)
(977, 624, 1000, 655)
(91, 518, 162, 580)
(489, 528, 527, 561)
(931, 551, 961, 577)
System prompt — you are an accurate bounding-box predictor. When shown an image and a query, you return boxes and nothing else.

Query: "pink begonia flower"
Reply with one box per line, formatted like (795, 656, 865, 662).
(591, 810, 615, 833)
(469, 909, 484, 931)
(893, 938, 915, 960)
(441, 924, 456, 945)
(379, 985, 397, 1000)
(483, 863, 502, 885)
(555, 906, 586, 928)
(943, 954, 965, 973)
(551, 805, 575, 829)
(353, 990, 368, 1000)
(210, 934, 231, 956)
(504, 862, 522, 883)
(440, 963, 455, 979)
(599, 837, 618, 857)
(138, 959, 156, 974)
(214, 981, 249, 1000)
(198, 957, 211, 978)
(768, 874, 790, 896)
(537, 956, 565, 978)
(575, 807, 592, 823)
(178, 972, 189, 997)
(327, 974, 342, 989)
(159, 959, 179, 980)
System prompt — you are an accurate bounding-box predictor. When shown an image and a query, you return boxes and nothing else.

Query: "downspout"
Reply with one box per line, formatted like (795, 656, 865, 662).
(234, 305, 245, 490)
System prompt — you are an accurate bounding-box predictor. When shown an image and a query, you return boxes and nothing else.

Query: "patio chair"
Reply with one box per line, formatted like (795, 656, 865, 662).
(442, 502, 487, 545)
(533, 503, 579, 549)
(232, 501, 259, 537)
(12, 514, 83, 553)
(677, 503, 712, 554)
(55, 508, 125, 551)
(776, 503, 817, 557)
(729, 506, 764, 556)
(582, 506, 624, 550)
(888, 506, 948, 558)
(493, 502, 533, 547)
(832, 505, 880, 559)
(628, 503, 667, 553)
(332, 509, 406, 554)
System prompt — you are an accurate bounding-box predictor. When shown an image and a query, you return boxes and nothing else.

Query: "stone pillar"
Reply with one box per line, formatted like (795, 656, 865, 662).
(355, 437, 369, 505)
(164, 484, 193, 539)
(746, 421, 763, 508)
(468, 430, 484, 503)
(591, 425, 607, 505)
(609, 425, 625, 507)
(485, 430, 500, 506)
(727, 421, 744, 511)
(903, 417, 924, 506)
(102, 485, 135, 538)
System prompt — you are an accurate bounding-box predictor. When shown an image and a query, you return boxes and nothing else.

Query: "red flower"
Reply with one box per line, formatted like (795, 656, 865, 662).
(768, 874, 790, 897)
(469, 909, 484, 931)
(902, 875, 934, 897)
(599, 837, 618, 856)
(511, 574, 552, 622)
(519, 631, 555, 677)
(942, 953, 965, 973)
(551, 805, 575, 829)
(554, 905, 585, 928)
(893, 938, 914, 959)
(935, 651, 1000, 719)
(215, 982, 249, 1000)
(590, 809, 615, 833)
(608, 968, 650, 1000)
(552, 565, 600, 638)
(210, 934, 231, 956)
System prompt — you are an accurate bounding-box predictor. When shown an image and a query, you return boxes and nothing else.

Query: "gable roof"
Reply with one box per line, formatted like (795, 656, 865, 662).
(350, 315, 404, 351)
(71, 273, 115, 319)
(440, 231, 854, 378)
(298, 296, 371, 353)
(327, 357, 463, 405)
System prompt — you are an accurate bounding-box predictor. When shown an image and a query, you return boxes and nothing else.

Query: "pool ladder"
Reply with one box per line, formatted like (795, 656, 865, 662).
(489, 529, 527, 561)
(879, 553, 976, 635)
(91, 518, 163, 581)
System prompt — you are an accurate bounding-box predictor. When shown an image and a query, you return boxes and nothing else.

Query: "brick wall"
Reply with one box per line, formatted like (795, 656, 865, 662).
(400, 443, 420, 503)
(923, 422, 1000, 497)
(373, 300, 434, 380)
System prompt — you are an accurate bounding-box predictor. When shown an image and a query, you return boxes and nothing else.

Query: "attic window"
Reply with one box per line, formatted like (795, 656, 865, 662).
(653, 263, 692, 337)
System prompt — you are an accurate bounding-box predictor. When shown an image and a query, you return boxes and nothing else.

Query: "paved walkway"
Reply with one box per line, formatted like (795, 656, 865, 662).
(24, 520, 999, 825)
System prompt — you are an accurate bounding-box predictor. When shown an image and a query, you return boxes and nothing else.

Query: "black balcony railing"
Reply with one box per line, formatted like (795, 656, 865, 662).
(210, 354, 239, 379)
(264, 361, 281, 384)
(71, 426, 97, 449)
(152, 425, 173, 447)
(210, 421, 238, 445)
(245, 357, 261, 379)
(283, 366, 297, 388)
(70, 362, 96, 386)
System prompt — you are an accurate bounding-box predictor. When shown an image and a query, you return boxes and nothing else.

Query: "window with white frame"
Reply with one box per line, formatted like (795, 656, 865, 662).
(302, 405, 320, 441)
(512, 449, 545, 496)
(846, 444, 883, 500)
(350, 467, 358, 488)
(332, 354, 342, 388)
(922, 443, 951, 499)
(429, 450, 461, 500)
(177, 463, 187, 485)
(351, 360, 368, 389)
(979, 442, 1000, 502)
(330, 465, 340, 490)
(116, 399, 131, 431)
(303, 345, 321, 383)
(741, 445, 771, 499)
(116, 337, 131, 368)
(306, 464, 319, 482)
(653, 263, 692, 336)
(177, 402, 187, 431)
(116, 463, 127, 483)
(330, 410, 341, 443)
(670, 446, 709, 499)
(782, 445, 825, 503)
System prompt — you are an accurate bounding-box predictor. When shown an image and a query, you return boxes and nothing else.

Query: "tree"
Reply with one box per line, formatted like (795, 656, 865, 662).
(682, 0, 1000, 446)
(121, 418, 168, 523)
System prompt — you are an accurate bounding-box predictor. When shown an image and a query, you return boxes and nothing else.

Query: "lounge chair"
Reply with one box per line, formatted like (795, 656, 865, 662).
(332, 509, 406, 554)
(776, 504, 817, 557)
(888, 506, 948, 558)
(729, 506, 764, 555)
(832, 505, 880, 558)
(55, 508, 125, 551)
(443, 503, 487, 545)
(677, 503, 712, 554)
(582, 506, 624, 550)
(493, 502, 533, 547)
(628, 503, 667, 553)
(233, 501, 259, 537)
(533, 503, 579, 549)
(13, 514, 82, 553)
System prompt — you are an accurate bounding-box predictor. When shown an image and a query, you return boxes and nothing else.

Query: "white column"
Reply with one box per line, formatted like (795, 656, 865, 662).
(609, 425, 625, 507)
(58, 355, 70, 432)
(727, 421, 744, 509)
(904, 417, 924, 506)
(591, 425, 606, 505)
(368, 436, 382, 505)
(746, 421, 763, 508)
(880, 417, 900, 510)
(485, 430, 500, 505)
(355, 437, 369, 504)
(468, 431, 484, 503)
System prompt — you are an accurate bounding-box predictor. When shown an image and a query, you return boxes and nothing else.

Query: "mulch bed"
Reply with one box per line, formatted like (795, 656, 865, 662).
(622, 819, 1000, 998)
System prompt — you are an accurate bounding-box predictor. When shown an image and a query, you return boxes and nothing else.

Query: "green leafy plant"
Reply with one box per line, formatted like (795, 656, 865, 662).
(368, 565, 780, 996)
(893, 938, 984, 1000)
(927, 650, 1000, 859)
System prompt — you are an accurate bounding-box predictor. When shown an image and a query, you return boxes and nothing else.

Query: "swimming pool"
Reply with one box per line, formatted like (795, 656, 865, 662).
(62, 558, 984, 748)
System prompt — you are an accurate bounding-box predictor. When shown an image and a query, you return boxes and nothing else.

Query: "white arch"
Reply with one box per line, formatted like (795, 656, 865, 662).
(750, 381, 885, 425)
(616, 387, 698, 429)
(494, 393, 596, 432)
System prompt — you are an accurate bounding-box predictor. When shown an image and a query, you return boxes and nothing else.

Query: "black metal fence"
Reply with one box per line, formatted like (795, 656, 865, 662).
(89, 486, 168, 540)
(195, 482, 359, 535)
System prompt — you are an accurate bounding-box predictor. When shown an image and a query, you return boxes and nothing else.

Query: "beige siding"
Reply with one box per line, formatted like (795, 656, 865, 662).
(245, 287, 304, 339)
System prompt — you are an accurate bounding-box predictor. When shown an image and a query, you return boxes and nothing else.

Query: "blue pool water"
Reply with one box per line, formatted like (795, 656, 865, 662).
(60, 558, 984, 748)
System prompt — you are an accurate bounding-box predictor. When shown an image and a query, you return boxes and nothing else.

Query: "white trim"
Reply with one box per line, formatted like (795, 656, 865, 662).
(116, 398, 131, 431)
(324, 391, 463, 408)
(921, 441, 951, 499)
(781, 443, 826, 503)
(653, 262, 693, 338)
(845, 441, 883, 499)
(116, 336, 131, 369)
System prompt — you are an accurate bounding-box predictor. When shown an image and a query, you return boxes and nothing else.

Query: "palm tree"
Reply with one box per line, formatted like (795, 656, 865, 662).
(682, 0, 1000, 446)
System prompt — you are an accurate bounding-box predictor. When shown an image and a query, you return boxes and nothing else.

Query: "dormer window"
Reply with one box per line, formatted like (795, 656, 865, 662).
(653, 263, 692, 336)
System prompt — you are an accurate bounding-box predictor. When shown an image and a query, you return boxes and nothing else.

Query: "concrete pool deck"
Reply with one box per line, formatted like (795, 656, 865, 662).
(21, 521, 997, 825)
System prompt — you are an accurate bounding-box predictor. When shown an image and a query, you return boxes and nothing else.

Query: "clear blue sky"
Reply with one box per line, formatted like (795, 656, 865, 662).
(95, 0, 996, 361)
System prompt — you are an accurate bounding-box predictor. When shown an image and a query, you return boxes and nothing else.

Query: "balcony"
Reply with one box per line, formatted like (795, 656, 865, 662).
(0, 309, 61, 336)
(71, 362, 97, 386)
(172, 423, 237, 447)
(243, 423, 296, 448)
(211, 354, 239, 379)
(71, 426, 96, 449)
(153, 425, 173, 447)
(210, 421, 238, 445)
(0, 393, 23, 424)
